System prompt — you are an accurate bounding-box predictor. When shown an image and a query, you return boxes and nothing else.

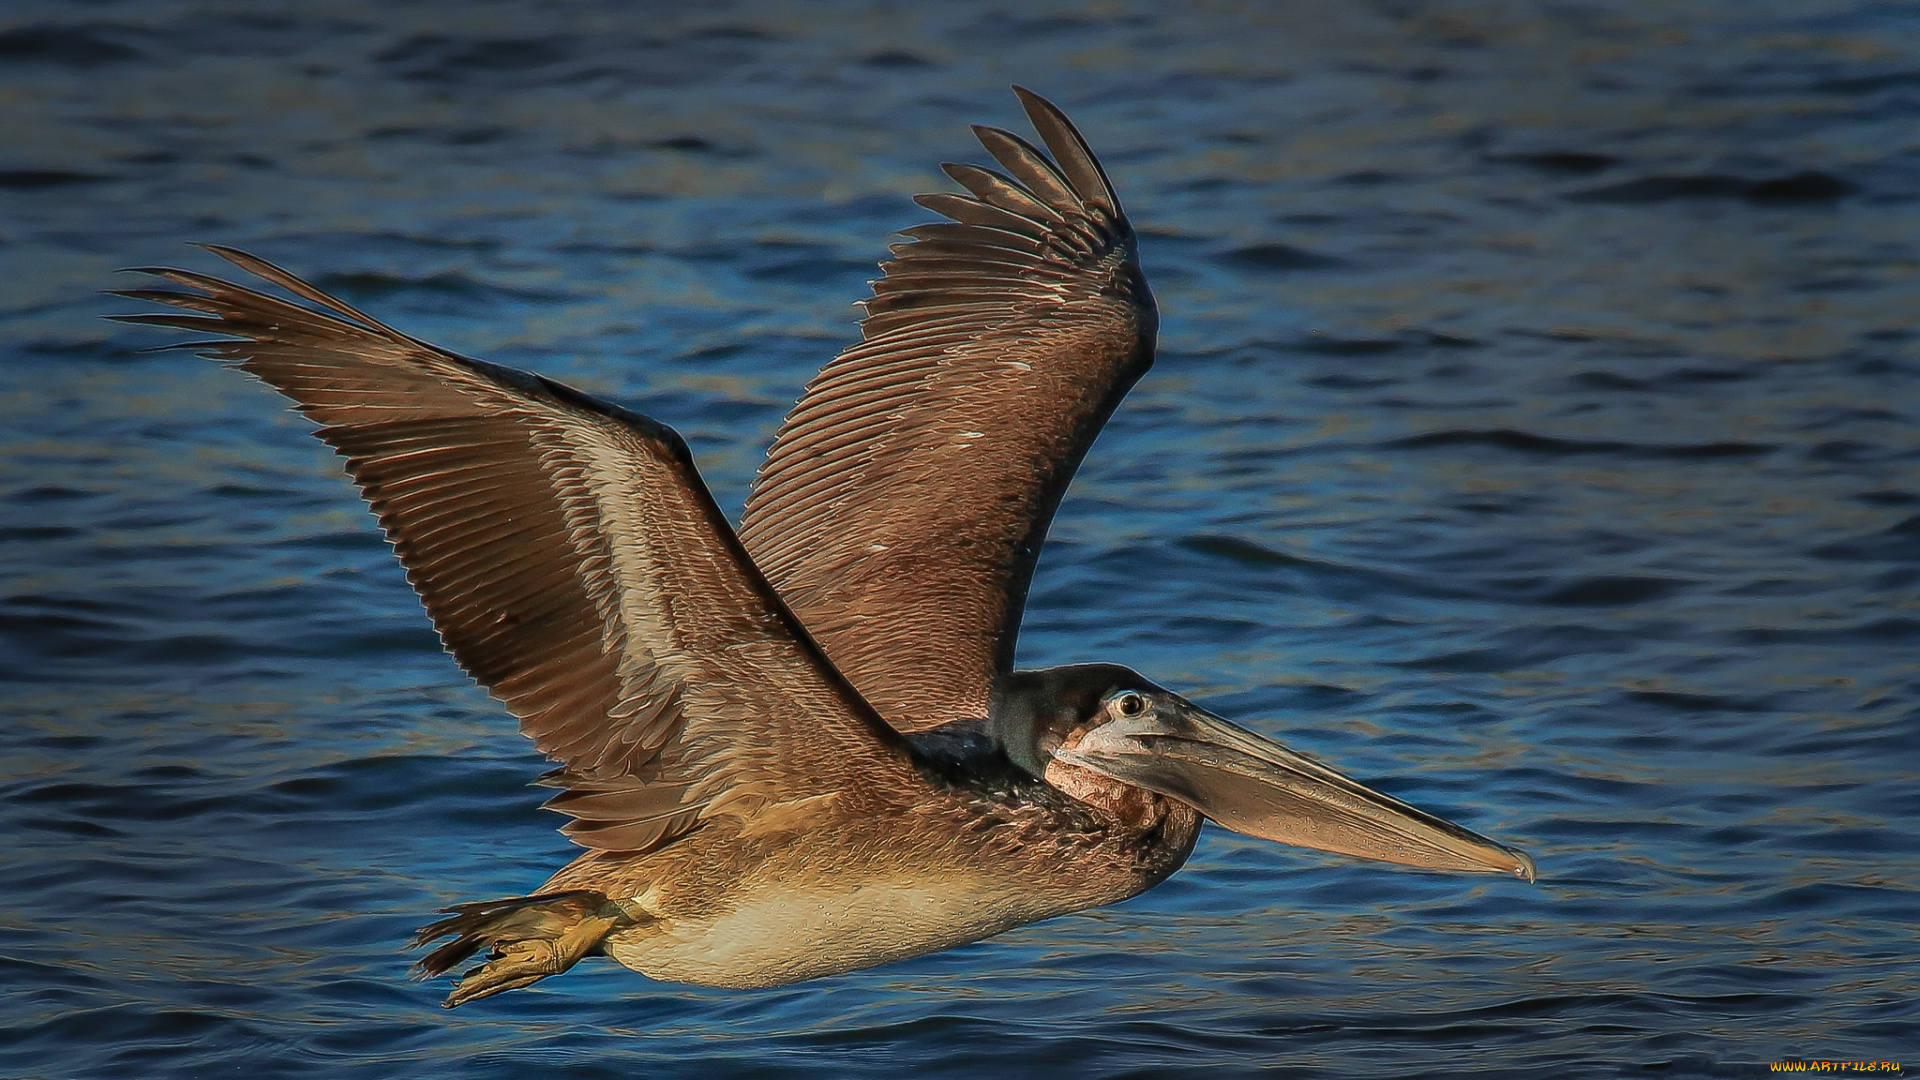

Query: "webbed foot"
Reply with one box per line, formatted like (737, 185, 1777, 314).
(411, 890, 639, 1007)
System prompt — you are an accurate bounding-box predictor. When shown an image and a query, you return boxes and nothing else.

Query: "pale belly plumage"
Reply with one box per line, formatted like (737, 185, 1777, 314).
(560, 792, 1201, 989)
(603, 875, 1051, 989)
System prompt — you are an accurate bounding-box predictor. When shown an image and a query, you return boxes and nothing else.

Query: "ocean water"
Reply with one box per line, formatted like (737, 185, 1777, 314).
(2, 2, 1916, 1077)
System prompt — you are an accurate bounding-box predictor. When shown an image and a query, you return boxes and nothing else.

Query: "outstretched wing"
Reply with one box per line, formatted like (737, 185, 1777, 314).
(116, 247, 928, 853)
(739, 88, 1157, 733)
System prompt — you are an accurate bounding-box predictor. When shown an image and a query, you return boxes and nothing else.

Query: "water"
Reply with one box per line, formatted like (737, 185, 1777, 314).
(3, 2, 1917, 1077)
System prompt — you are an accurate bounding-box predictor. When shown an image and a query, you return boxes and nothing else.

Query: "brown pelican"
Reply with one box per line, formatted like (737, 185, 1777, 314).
(117, 88, 1534, 1007)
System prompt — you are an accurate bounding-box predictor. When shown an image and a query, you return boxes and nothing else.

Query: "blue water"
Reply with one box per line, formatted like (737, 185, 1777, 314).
(4, 2, 1917, 1077)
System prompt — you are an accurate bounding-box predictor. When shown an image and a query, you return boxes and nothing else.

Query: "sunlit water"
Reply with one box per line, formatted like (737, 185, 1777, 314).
(3, 3, 1917, 1077)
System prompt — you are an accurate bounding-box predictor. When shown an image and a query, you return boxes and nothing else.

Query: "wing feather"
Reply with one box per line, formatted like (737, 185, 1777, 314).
(117, 248, 927, 853)
(911, 193, 1053, 238)
(939, 163, 1065, 223)
(739, 88, 1157, 733)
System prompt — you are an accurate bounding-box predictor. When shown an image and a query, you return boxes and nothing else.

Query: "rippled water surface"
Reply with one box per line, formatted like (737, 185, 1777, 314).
(4, 2, 1918, 1077)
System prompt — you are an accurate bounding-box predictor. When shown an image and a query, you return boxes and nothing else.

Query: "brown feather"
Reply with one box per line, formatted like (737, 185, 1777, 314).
(939, 162, 1065, 223)
(120, 249, 929, 853)
(739, 89, 1156, 732)
(910, 193, 1052, 238)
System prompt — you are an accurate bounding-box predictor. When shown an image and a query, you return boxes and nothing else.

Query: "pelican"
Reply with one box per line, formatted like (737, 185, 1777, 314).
(117, 88, 1534, 1007)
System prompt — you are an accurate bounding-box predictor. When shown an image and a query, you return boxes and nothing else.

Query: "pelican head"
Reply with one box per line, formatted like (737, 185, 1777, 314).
(991, 664, 1536, 881)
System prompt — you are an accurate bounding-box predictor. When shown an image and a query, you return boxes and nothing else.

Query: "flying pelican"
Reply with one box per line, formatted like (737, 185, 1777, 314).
(117, 88, 1534, 1007)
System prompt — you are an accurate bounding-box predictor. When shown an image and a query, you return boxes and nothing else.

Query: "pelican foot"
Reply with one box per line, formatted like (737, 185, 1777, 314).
(411, 890, 640, 1007)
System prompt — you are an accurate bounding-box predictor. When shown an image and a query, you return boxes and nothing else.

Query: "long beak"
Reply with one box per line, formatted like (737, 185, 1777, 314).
(1054, 704, 1536, 881)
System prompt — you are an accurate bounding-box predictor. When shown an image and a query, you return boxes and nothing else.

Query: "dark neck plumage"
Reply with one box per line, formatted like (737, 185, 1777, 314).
(902, 717, 1045, 799)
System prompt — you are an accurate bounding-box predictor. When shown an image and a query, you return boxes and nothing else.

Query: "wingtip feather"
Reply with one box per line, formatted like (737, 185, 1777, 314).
(1008, 86, 1120, 215)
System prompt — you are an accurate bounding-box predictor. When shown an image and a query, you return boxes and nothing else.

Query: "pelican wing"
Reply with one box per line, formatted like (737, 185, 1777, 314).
(116, 247, 927, 854)
(739, 88, 1157, 732)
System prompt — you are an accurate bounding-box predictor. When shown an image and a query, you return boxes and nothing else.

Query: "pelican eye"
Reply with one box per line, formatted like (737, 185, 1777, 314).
(1108, 690, 1148, 719)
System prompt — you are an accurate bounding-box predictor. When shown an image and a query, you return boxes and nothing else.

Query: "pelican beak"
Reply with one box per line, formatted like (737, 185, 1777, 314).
(1053, 703, 1536, 881)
